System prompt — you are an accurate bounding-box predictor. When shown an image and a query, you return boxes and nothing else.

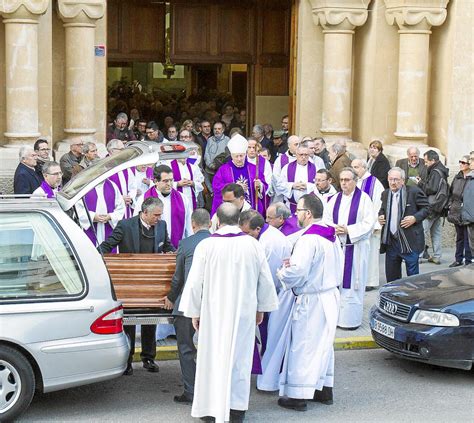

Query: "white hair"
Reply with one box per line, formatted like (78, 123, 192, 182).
(19, 145, 34, 161)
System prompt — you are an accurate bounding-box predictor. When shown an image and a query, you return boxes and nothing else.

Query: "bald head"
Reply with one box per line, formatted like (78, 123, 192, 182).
(351, 158, 368, 178)
(288, 135, 300, 154)
(216, 202, 240, 227)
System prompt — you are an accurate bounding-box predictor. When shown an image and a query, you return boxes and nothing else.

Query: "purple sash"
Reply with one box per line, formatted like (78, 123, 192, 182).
(40, 181, 55, 198)
(361, 175, 376, 199)
(109, 169, 132, 218)
(146, 166, 154, 179)
(170, 159, 197, 209)
(280, 153, 290, 168)
(333, 188, 362, 289)
(84, 180, 117, 251)
(286, 161, 317, 213)
(302, 223, 336, 242)
(279, 215, 300, 236)
(257, 223, 270, 240)
(144, 187, 186, 248)
(211, 231, 247, 238)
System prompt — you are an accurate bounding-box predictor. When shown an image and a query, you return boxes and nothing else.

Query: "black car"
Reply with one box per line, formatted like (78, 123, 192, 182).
(369, 264, 474, 370)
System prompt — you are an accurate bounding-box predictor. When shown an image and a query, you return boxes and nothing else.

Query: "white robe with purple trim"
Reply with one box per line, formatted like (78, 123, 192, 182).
(272, 152, 296, 202)
(323, 190, 375, 328)
(179, 225, 278, 423)
(172, 160, 204, 208)
(279, 162, 316, 210)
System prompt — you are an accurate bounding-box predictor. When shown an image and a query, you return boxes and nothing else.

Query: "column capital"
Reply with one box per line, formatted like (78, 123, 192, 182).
(1, 1, 49, 19)
(384, 0, 449, 31)
(309, 0, 371, 31)
(57, 0, 105, 25)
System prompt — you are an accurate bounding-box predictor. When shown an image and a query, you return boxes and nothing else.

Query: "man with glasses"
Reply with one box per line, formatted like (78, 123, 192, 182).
(395, 146, 427, 186)
(59, 138, 84, 185)
(99, 197, 174, 376)
(272, 135, 299, 202)
(32, 161, 62, 198)
(314, 169, 337, 202)
(145, 121, 164, 143)
(378, 167, 430, 283)
(279, 142, 317, 213)
(34, 138, 52, 180)
(13, 146, 42, 194)
(323, 168, 375, 329)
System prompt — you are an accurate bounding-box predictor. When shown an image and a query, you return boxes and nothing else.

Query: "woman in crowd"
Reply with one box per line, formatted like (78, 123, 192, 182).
(367, 139, 391, 189)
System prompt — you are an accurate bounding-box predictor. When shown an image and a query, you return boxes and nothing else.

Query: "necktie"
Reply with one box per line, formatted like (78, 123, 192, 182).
(390, 192, 399, 235)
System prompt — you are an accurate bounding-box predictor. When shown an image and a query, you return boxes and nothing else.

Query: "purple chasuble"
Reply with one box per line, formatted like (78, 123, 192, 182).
(109, 169, 132, 218)
(144, 187, 186, 248)
(83, 180, 117, 251)
(302, 223, 336, 242)
(332, 188, 362, 289)
(279, 215, 300, 236)
(361, 175, 376, 199)
(286, 161, 317, 212)
(170, 159, 197, 209)
(40, 181, 55, 198)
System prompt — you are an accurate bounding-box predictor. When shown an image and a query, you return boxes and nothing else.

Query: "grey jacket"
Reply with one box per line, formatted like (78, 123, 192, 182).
(461, 171, 474, 224)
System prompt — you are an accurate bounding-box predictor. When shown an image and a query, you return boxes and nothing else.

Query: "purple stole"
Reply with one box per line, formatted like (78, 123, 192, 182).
(257, 223, 270, 240)
(279, 215, 300, 236)
(40, 181, 55, 198)
(302, 223, 336, 242)
(286, 161, 317, 213)
(109, 169, 132, 218)
(84, 180, 117, 252)
(279, 153, 290, 169)
(144, 187, 185, 249)
(332, 188, 362, 289)
(210, 232, 247, 238)
(170, 159, 197, 209)
(146, 166, 154, 180)
(361, 175, 376, 199)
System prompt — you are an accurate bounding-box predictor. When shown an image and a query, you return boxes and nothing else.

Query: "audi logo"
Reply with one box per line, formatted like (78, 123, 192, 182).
(383, 301, 398, 315)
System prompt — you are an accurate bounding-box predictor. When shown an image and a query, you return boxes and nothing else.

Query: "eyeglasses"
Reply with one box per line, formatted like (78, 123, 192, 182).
(146, 130, 156, 135)
(339, 178, 354, 182)
(388, 178, 402, 182)
(266, 215, 279, 220)
(316, 178, 328, 183)
(459, 161, 469, 165)
(47, 172, 63, 176)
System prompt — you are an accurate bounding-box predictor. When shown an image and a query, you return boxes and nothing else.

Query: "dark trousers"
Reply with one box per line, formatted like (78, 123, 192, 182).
(385, 236, 420, 283)
(454, 224, 472, 263)
(173, 315, 196, 397)
(124, 324, 157, 365)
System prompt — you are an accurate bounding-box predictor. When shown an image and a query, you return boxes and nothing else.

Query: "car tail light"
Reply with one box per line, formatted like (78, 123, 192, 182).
(90, 305, 124, 335)
(160, 144, 186, 153)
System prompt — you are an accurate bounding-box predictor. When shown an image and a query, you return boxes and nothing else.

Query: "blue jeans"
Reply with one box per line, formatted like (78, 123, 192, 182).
(385, 237, 420, 283)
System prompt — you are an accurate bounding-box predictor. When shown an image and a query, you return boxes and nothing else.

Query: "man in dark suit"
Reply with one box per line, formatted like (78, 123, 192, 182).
(14, 146, 42, 194)
(162, 208, 211, 405)
(379, 167, 430, 282)
(99, 197, 175, 375)
(395, 146, 427, 186)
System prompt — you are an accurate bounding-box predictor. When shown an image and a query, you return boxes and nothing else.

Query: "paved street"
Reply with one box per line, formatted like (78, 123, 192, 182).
(21, 349, 473, 422)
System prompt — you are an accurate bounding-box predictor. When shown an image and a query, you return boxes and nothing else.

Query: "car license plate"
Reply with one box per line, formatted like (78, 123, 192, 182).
(373, 319, 395, 339)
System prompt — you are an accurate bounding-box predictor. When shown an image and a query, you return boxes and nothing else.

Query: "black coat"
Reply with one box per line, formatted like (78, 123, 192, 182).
(370, 153, 391, 189)
(167, 229, 211, 315)
(13, 163, 42, 194)
(98, 215, 175, 254)
(447, 171, 468, 226)
(379, 185, 430, 254)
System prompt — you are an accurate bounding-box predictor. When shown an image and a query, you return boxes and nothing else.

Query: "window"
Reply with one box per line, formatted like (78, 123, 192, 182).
(0, 212, 84, 300)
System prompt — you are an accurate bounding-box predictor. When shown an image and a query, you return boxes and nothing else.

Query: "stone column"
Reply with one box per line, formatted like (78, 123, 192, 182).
(1, 1, 49, 146)
(57, 0, 105, 146)
(309, 0, 371, 157)
(383, 0, 449, 162)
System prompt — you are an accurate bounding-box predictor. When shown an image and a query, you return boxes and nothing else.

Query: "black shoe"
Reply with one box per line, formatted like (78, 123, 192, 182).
(422, 246, 430, 259)
(449, 261, 463, 268)
(200, 417, 215, 422)
(277, 397, 307, 411)
(123, 363, 133, 376)
(465, 261, 472, 265)
(142, 358, 159, 373)
(313, 386, 333, 405)
(173, 393, 193, 405)
(338, 326, 359, 331)
(230, 409, 246, 422)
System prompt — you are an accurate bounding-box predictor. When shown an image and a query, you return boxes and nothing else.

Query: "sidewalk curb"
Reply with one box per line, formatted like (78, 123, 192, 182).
(133, 336, 378, 362)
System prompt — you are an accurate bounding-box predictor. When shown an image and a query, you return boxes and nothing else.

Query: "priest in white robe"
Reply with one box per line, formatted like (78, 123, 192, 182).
(275, 194, 343, 411)
(353, 159, 385, 289)
(179, 203, 278, 423)
(129, 164, 154, 211)
(32, 161, 62, 198)
(279, 143, 317, 213)
(170, 157, 204, 210)
(247, 138, 273, 204)
(314, 169, 338, 203)
(272, 135, 299, 202)
(323, 168, 375, 329)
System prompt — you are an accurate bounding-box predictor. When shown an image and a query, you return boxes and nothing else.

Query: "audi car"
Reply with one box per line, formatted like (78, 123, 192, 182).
(369, 264, 474, 370)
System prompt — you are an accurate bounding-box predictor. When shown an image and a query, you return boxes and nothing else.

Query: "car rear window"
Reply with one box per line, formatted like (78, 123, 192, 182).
(0, 212, 85, 300)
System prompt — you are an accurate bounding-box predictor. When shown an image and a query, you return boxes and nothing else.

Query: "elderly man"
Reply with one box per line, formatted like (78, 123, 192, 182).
(247, 138, 272, 211)
(252, 124, 271, 150)
(273, 135, 299, 187)
(72, 141, 99, 177)
(99, 197, 174, 375)
(313, 137, 331, 169)
(395, 146, 427, 186)
(13, 146, 42, 194)
(203, 121, 230, 181)
(352, 159, 385, 290)
(279, 142, 317, 213)
(108, 139, 134, 218)
(379, 167, 430, 282)
(328, 143, 351, 191)
(34, 138, 52, 180)
(273, 194, 343, 411)
(211, 135, 267, 215)
(32, 161, 62, 198)
(106, 112, 136, 144)
(323, 168, 375, 329)
(179, 203, 278, 423)
(265, 202, 300, 237)
(59, 138, 84, 185)
(314, 169, 337, 202)
(170, 153, 204, 210)
(306, 139, 326, 170)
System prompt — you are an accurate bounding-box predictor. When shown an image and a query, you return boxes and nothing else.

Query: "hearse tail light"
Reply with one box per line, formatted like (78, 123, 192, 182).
(91, 306, 124, 334)
(410, 310, 459, 327)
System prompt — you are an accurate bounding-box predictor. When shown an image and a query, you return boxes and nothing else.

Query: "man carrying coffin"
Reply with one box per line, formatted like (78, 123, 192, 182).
(279, 142, 317, 213)
(179, 203, 278, 423)
(211, 134, 267, 216)
(275, 194, 343, 411)
(323, 168, 375, 329)
(352, 159, 385, 290)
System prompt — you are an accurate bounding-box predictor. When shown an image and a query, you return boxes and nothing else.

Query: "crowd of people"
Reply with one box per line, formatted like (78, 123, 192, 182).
(11, 108, 474, 422)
